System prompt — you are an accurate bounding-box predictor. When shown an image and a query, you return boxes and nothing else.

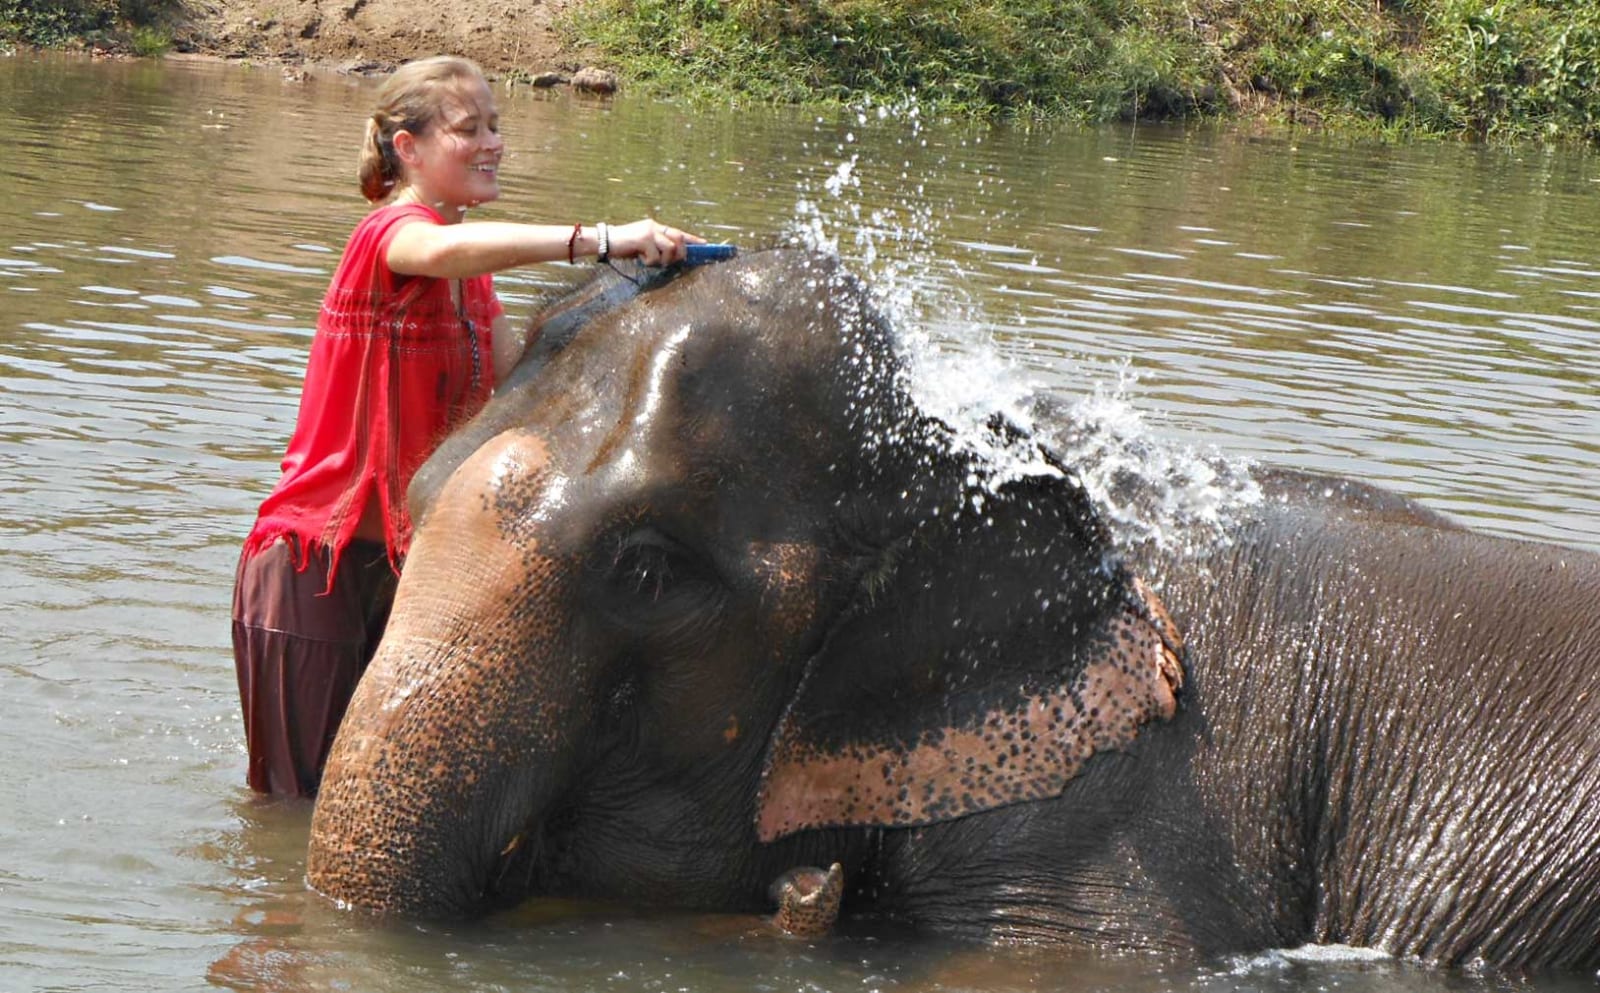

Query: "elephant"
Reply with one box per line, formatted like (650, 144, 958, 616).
(306, 248, 1600, 973)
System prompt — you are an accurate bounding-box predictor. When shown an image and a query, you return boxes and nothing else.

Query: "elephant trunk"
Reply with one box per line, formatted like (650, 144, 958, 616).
(307, 430, 585, 918)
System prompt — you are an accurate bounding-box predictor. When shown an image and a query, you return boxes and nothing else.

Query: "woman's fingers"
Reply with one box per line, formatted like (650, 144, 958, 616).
(643, 222, 680, 264)
(616, 219, 705, 264)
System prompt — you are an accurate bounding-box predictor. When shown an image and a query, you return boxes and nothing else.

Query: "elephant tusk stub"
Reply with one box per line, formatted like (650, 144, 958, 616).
(769, 862, 845, 938)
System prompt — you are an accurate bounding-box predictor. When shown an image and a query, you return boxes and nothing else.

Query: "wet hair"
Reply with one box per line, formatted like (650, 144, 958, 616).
(357, 55, 487, 204)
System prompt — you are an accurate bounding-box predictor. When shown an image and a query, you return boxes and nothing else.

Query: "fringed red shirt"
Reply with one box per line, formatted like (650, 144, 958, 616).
(242, 202, 502, 583)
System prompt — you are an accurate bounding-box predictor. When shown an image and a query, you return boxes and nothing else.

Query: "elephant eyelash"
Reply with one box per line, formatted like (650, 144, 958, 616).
(603, 527, 720, 608)
(855, 534, 909, 606)
(612, 542, 681, 600)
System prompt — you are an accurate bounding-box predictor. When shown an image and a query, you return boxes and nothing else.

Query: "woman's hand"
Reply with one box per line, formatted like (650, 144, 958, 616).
(608, 219, 705, 266)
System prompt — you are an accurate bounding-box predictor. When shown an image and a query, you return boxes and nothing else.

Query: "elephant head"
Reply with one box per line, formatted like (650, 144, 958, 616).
(306, 249, 1184, 919)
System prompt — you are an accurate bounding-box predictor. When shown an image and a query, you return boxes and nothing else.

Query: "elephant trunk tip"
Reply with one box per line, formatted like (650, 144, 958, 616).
(306, 785, 487, 920)
(305, 837, 482, 920)
(308, 780, 541, 920)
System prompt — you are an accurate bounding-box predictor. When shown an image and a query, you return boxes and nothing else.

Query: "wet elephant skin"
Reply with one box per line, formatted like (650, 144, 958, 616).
(307, 249, 1600, 973)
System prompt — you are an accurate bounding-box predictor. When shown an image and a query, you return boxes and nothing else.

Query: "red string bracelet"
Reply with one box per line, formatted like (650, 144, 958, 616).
(566, 222, 582, 264)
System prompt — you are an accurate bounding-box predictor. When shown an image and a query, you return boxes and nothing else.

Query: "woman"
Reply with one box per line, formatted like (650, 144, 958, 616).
(232, 54, 702, 796)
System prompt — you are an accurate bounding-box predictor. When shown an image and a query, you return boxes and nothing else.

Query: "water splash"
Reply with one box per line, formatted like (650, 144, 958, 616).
(783, 106, 1261, 558)
(1039, 367, 1264, 558)
(1225, 943, 1396, 975)
(900, 351, 1264, 558)
(903, 342, 1062, 487)
(784, 97, 974, 339)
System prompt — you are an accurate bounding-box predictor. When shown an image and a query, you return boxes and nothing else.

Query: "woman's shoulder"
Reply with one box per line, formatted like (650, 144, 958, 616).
(337, 202, 445, 266)
(324, 203, 447, 297)
(353, 201, 445, 237)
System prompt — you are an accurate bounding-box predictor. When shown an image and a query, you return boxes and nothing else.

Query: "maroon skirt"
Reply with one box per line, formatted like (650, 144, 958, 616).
(230, 536, 397, 797)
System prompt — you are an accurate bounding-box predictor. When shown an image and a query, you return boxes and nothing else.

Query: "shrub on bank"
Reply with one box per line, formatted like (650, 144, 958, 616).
(1418, 0, 1600, 140)
(564, 0, 1218, 118)
(1, 0, 178, 52)
(564, 0, 1600, 142)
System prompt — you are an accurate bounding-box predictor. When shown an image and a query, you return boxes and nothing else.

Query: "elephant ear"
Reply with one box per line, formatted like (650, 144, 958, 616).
(755, 471, 1185, 842)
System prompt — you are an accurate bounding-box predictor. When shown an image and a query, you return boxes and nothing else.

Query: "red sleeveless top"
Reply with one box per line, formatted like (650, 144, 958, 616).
(243, 202, 503, 582)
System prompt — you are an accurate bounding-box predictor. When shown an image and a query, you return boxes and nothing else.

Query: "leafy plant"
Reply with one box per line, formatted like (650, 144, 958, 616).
(1419, 0, 1600, 140)
(0, 0, 94, 46)
(1, 0, 182, 52)
(129, 22, 168, 55)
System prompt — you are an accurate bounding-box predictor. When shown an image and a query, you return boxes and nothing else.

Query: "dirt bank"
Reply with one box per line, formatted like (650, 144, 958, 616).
(176, 0, 594, 78)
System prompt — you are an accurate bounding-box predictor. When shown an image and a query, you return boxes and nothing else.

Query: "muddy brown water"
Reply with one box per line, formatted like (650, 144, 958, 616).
(2, 51, 1597, 993)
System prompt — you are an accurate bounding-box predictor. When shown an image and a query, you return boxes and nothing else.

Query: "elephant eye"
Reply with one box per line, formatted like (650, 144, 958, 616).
(617, 542, 676, 599)
(604, 527, 717, 608)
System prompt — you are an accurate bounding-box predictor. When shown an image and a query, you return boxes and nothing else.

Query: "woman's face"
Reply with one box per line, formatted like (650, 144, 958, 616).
(403, 76, 503, 218)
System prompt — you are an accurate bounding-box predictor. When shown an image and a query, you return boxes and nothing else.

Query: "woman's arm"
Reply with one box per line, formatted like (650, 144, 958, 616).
(490, 312, 530, 387)
(387, 218, 699, 278)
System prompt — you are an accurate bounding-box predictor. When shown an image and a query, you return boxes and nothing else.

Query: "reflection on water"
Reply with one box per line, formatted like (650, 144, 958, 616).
(1, 51, 1597, 993)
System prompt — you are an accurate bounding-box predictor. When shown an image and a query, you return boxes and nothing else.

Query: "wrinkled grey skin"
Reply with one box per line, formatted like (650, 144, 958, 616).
(308, 249, 1600, 973)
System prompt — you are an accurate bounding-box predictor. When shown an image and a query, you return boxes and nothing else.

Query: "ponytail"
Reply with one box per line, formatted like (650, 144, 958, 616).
(357, 116, 399, 203)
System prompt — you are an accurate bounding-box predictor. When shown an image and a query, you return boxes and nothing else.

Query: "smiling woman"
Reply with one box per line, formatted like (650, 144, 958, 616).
(227, 53, 706, 798)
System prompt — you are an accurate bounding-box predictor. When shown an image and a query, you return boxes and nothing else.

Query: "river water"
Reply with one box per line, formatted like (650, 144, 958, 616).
(1, 51, 1597, 993)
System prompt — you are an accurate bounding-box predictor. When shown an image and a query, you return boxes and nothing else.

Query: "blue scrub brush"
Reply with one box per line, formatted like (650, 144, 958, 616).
(684, 243, 738, 264)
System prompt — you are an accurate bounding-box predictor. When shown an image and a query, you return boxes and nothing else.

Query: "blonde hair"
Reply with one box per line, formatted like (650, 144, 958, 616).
(357, 55, 487, 204)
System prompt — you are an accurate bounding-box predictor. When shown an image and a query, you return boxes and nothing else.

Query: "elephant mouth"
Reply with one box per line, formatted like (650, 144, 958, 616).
(478, 794, 589, 911)
(484, 831, 539, 907)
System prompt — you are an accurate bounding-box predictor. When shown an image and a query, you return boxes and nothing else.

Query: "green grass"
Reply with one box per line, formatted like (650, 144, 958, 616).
(560, 0, 1600, 142)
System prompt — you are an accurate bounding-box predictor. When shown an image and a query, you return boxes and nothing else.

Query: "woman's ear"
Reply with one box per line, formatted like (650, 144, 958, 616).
(391, 128, 419, 168)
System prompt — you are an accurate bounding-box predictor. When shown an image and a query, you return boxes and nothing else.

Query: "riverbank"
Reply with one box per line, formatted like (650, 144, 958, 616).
(0, 0, 585, 78)
(174, 0, 585, 79)
(5, 0, 1599, 143)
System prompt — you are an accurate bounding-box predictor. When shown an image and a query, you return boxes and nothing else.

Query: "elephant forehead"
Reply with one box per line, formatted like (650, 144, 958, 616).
(387, 429, 574, 681)
(397, 428, 575, 645)
(450, 429, 573, 545)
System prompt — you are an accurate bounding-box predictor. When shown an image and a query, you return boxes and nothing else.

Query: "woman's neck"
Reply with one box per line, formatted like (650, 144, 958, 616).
(392, 186, 466, 223)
